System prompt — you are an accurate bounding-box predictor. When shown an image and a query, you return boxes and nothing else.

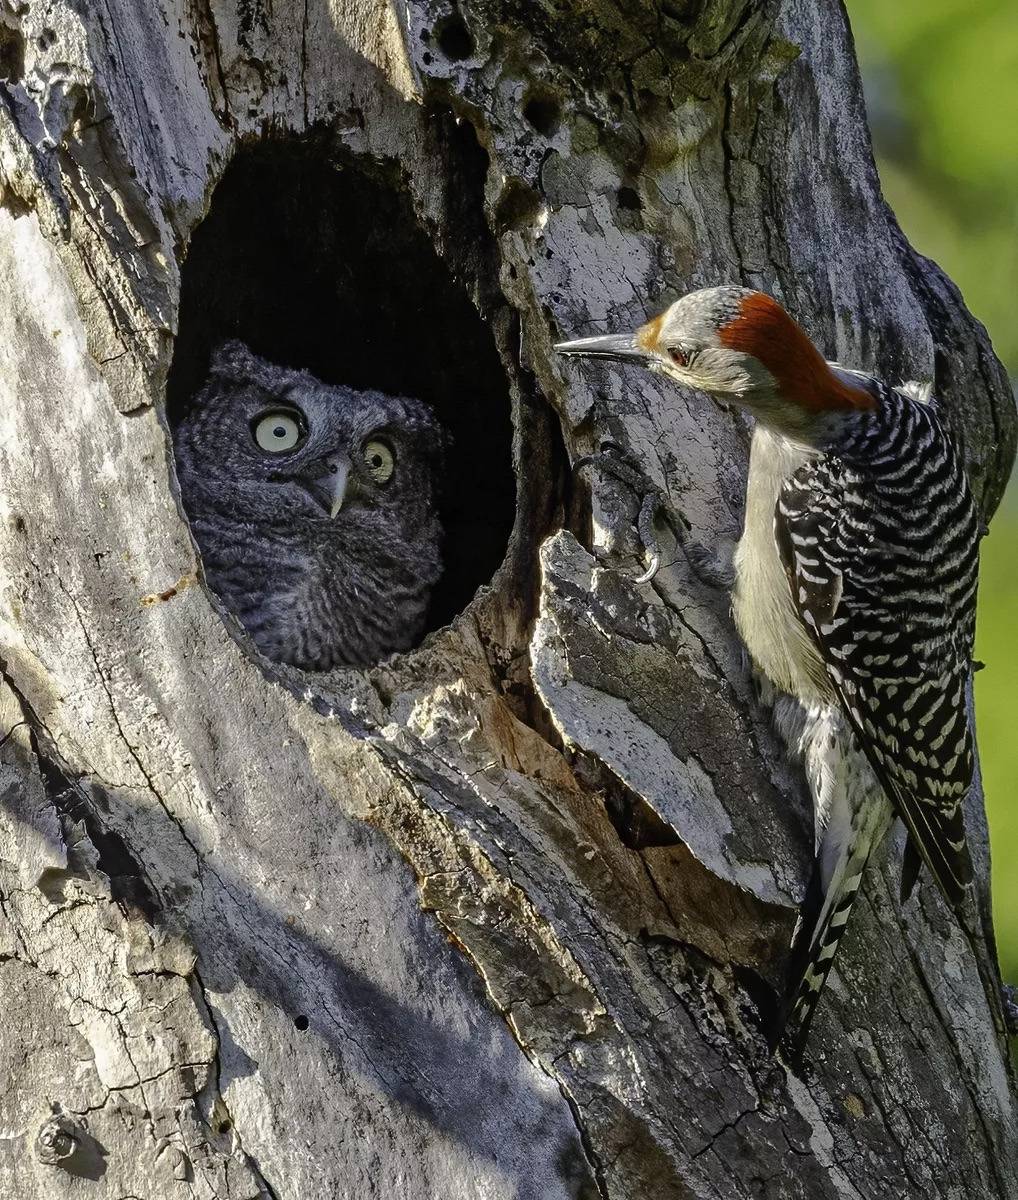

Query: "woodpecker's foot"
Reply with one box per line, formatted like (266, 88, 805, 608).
(573, 442, 670, 583)
(1003, 984, 1018, 1036)
(574, 442, 735, 589)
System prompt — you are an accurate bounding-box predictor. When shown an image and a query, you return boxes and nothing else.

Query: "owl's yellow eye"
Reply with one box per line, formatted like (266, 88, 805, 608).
(254, 410, 304, 453)
(363, 439, 395, 484)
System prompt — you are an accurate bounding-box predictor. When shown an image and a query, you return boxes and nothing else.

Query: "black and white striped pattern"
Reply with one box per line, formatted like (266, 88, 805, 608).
(774, 707, 893, 1053)
(773, 380, 980, 1052)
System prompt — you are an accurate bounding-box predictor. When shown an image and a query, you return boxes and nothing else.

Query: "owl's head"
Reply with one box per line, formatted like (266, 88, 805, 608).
(175, 341, 444, 534)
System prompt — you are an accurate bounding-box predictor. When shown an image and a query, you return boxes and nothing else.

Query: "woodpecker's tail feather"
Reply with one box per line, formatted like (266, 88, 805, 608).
(899, 835, 922, 904)
(887, 781, 972, 913)
(772, 715, 894, 1060)
(771, 831, 878, 1058)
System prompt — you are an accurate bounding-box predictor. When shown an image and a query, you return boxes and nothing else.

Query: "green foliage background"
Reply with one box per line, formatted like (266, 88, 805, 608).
(848, 0, 1018, 977)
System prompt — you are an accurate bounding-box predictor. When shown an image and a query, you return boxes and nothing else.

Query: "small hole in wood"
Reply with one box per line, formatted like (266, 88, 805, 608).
(435, 13, 474, 61)
(617, 186, 641, 211)
(522, 92, 561, 137)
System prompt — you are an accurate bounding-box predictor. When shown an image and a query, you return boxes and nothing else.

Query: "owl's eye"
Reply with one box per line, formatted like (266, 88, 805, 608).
(363, 439, 395, 484)
(253, 409, 305, 453)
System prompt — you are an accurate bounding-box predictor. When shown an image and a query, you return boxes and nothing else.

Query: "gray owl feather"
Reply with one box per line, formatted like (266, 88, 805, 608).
(173, 341, 444, 670)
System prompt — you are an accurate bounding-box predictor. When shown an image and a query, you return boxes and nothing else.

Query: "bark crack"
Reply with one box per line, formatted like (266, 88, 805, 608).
(191, 965, 282, 1200)
(53, 574, 204, 869)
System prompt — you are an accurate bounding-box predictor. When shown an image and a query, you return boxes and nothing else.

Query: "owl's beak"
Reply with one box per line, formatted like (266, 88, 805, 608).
(326, 456, 350, 519)
(294, 454, 352, 518)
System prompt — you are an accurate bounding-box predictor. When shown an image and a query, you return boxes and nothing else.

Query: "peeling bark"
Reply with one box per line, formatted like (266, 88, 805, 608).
(1, 1, 1015, 1197)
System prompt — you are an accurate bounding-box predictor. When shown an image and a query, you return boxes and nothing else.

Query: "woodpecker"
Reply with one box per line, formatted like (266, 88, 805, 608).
(555, 286, 981, 1054)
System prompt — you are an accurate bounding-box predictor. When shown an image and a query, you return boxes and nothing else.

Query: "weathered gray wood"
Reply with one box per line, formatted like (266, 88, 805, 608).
(1, 1, 1015, 1197)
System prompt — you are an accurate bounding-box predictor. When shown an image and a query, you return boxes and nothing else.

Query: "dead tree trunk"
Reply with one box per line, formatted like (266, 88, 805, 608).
(1, 1, 1015, 1197)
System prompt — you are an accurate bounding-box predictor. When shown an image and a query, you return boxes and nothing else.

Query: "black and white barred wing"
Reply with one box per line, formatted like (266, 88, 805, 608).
(775, 420, 978, 911)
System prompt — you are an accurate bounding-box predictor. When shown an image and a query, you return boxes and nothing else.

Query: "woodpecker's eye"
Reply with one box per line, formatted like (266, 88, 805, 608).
(253, 409, 306, 453)
(668, 347, 688, 367)
(363, 438, 395, 484)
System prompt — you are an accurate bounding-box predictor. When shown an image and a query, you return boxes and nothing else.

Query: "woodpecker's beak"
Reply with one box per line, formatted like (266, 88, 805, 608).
(554, 332, 652, 367)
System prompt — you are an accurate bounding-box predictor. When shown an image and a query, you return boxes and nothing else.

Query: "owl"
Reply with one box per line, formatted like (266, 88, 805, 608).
(173, 341, 444, 670)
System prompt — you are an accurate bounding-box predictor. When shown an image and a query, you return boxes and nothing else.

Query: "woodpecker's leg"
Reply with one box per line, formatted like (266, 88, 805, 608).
(573, 442, 735, 589)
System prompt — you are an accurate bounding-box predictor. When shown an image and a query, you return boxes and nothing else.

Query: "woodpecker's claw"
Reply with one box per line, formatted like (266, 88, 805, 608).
(633, 493, 662, 582)
(573, 442, 669, 583)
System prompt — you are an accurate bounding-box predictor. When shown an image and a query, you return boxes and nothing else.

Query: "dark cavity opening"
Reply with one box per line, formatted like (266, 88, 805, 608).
(434, 13, 474, 60)
(616, 186, 641, 211)
(0, 24, 26, 83)
(522, 91, 562, 138)
(166, 136, 516, 652)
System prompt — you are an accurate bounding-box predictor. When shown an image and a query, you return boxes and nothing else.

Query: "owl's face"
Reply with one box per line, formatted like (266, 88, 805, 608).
(173, 341, 445, 670)
(176, 341, 441, 535)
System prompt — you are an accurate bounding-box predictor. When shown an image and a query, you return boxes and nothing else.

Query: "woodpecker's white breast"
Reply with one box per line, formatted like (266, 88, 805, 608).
(732, 424, 835, 705)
